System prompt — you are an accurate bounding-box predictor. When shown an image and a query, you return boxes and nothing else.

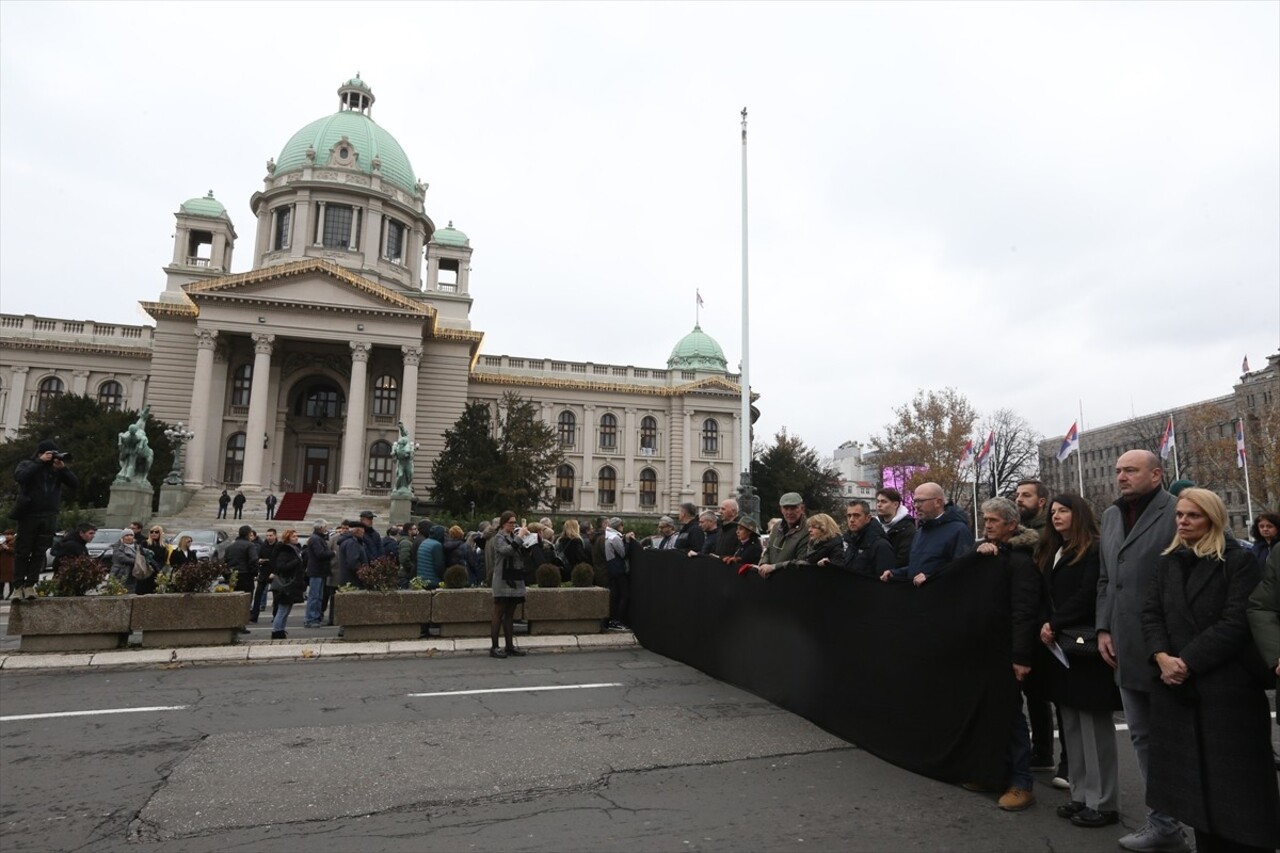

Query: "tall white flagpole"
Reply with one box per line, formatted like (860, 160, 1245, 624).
(1171, 414, 1181, 481)
(1076, 401, 1085, 495)
(1239, 417, 1255, 531)
(737, 107, 756, 521)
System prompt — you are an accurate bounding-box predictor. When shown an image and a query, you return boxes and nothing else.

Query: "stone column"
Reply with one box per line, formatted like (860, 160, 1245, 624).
(348, 208, 361, 251)
(582, 405, 595, 485)
(314, 201, 326, 246)
(362, 207, 383, 268)
(186, 328, 218, 486)
(425, 252, 440, 291)
(290, 196, 309, 258)
(212, 232, 227, 271)
(338, 341, 371, 495)
(623, 407, 637, 488)
(239, 333, 274, 489)
(400, 345, 422, 438)
(71, 370, 90, 396)
(4, 366, 29, 437)
(172, 228, 187, 265)
(128, 374, 147, 410)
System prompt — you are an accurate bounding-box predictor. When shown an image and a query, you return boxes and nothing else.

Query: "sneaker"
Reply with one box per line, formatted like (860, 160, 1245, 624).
(1118, 825, 1190, 853)
(489, 647, 507, 659)
(1055, 801, 1086, 819)
(1070, 808, 1119, 828)
(1051, 775, 1070, 790)
(997, 787, 1036, 812)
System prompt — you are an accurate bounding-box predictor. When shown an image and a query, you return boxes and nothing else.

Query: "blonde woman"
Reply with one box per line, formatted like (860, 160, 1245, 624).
(558, 519, 589, 579)
(800, 513, 845, 567)
(169, 535, 196, 569)
(1141, 488, 1278, 852)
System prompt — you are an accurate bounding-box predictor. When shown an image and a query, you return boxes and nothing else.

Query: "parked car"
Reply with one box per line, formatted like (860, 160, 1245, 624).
(88, 529, 126, 565)
(174, 529, 230, 561)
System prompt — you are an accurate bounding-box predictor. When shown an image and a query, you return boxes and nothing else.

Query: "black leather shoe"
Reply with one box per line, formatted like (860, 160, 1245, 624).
(271, 631, 287, 639)
(489, 648, 507, 659)
(505, 647, 527, 657)
(1070, 808, 1119, 828)
(1056, 801, 1086, 819)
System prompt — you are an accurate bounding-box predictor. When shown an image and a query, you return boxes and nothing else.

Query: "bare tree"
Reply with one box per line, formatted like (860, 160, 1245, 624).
(976, 408, 1041, 499)
(872, 388, 978, 504)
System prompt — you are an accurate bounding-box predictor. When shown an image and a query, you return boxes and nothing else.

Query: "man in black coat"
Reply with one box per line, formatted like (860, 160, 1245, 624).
(50, 522, 96, 574)
(673, 503, 705, 553)
(11, 439, 78, 599)
(875, 487, 916, 568)
(232, 491, 246, 519)
(714, 498, 741, 560)
(841, 500, 894, 578)
(251, 528, 280, 622)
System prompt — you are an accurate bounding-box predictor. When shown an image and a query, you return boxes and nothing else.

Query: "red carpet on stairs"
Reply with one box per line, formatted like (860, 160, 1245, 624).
(273, 492, 312, 521)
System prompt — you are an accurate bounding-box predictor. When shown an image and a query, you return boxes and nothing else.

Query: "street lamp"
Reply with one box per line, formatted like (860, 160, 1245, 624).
(163, 423, 196, 486)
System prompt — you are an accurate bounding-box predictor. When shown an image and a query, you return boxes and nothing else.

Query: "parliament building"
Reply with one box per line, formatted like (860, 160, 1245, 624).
(0, 77, 752, 516)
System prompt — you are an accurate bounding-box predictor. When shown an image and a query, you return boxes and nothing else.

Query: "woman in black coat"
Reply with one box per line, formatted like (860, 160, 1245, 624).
(725, 516, 763, 572)
(269, 528, 304, 640)
(169, 535, 196, 570)
(1141, 488, 1279, 853)
(1036, 494, 1122, 829)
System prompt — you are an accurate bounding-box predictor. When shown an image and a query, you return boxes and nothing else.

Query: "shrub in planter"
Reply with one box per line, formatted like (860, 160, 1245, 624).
(356, 556, 400, 592)
(570, 563, 595, 588)
(535, 563, 562, 589)
(442, 564, 469, 589)
(168, 559, 227, 594)
(43, 556, 109, 597)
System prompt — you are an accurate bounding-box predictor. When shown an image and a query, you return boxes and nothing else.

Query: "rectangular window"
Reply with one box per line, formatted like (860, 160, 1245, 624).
(274, 207, 291, 250)
(385, 220, 405, 263)
(322, 205, 354, 249)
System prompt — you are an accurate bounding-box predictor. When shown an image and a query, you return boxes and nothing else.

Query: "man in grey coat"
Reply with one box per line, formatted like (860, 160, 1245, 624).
(1095, 450, 1185, 853)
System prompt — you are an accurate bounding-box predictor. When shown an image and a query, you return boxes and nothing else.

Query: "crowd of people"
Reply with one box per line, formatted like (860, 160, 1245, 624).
(7, 436, 1280, 851)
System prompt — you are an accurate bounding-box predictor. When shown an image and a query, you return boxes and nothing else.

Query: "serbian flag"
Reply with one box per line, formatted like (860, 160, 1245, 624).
(697, 289, 705, 308)
(1056, 422, 1080, 462)
(959, 439, 975, 468)
(1236, 419, 1247, 468)
(1158, 415, 1176, 460)
(974, 430, 995, 466)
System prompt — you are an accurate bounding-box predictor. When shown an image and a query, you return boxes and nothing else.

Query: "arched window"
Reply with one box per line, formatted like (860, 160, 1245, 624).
(295, 382, 342, 419)
(701, 418, 719, 455)
(555, 464, 575, 505)
(367, 440, 393, 490)
(598, 465, 617, 506)
(639, 467, 657, 507)
(372, 375, 398, 416)
(223, 433, 246, 484)
(36, 376, 64, 415)
(558, 410, 576, 448)
(640, 416, 658, 453)
(702, 470, 719, 507)
(231, 364, 253, 406)
(97, 380, 124, 411)
(599, 413, 617, 451)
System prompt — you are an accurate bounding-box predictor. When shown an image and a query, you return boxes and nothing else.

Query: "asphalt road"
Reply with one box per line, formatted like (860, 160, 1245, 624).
(0, 647, 1254, 852)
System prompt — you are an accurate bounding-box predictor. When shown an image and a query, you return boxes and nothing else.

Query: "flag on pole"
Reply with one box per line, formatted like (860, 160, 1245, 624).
(1056, 421, 1080, 462)
(959, 439, 975, 468)
(1236, 419, 1247, 468)
(974, 430, 995, 466)
(697, 289, 705, 308)
(1158, 414, 1176, 460)
(1242, 355, 1250, 374)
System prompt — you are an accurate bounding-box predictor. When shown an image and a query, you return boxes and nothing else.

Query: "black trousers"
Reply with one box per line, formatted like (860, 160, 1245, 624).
(14, 513, 56, 587)
(1192, 829, 1271, 853)
(609, 571, 630, 625)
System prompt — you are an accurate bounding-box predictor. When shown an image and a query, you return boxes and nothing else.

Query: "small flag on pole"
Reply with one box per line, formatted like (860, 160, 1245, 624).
(1056, 422, 1080, 462)
(696, 289, 705, 308)
(959, 439, 975, 468)
(1158, 414, 1176, 460)
(1242, 355, 1250, 374)
(1236, 419, 1247, 468)
(974, 430, 995, 466)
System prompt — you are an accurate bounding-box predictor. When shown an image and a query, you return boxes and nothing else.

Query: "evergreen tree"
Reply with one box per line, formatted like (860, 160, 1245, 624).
(430, 401, 502, 515)
(750, 428, 842, 517)
(493, 392, 563, 515)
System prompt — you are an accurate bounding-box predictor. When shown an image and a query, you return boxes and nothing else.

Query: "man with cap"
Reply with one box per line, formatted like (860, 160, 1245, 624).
(358, 510, 382, 562)
(758, 493, 811, 577)
(10, 439, 78, 599)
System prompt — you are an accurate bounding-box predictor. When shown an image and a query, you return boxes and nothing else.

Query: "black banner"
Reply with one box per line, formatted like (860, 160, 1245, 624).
(629, 551, 1019, 787)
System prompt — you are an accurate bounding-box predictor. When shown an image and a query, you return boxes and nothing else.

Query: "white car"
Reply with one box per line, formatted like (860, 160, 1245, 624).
(174, 529, 230, 561)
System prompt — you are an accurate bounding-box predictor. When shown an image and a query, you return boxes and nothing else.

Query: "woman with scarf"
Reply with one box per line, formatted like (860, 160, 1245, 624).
(269, 528, 303, 639)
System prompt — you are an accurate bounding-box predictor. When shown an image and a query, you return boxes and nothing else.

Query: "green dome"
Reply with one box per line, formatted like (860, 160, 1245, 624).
(276, 106, 418, 196)
(667, 324, 728, 372)
(343, 75, 371, 92)
(180, 190, 228, 219)
(431, 221, 469, 247)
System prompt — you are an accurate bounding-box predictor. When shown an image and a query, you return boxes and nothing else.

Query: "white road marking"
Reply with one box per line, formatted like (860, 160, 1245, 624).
(0, 705, 189, 723)
(408, 682, 623, 698)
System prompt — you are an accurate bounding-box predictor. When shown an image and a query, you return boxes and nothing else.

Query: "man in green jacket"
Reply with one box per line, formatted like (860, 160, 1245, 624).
(758, 492, 811, 577)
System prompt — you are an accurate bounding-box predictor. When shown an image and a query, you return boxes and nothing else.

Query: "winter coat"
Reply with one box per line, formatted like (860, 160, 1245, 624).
(1141, 540, 1278, 849)
(898, 505, 972, 580)
(764, 519, 810, 568)
(559, 535, 589, 571)
(232, 493, 246, 509)
(880, 510, 916, 568)
(13, 455, 78, 517)
(713, 519, 740, 559)
(841, 523, 894, 578)
(49, 535, 88, 572)
(273, 542, 306, 605)
(218, 491, 230, 509)
(336, 532, 368, 586)
(1247, 544, 1280, 688)
(305, 531, 334, 580)
(416, 532, 445, 587)
(223, 537, 259, 592)
(1043, 544, 1121, 712)
(361, 524, 382, 563)
(169, 548, 195, 570)
(798, 535, 844, 567)
(728, 534, 762, 567)
(947, 543, 1043, 668)
(674, 519, 705, 554)
(491, 531, 526, 599)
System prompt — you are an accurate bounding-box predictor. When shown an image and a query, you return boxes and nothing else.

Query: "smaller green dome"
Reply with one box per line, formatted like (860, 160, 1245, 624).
(432, 221, 469, 247)
(667, 324, 728, 372)
(342, 74, 371, 92)
(179, 190, 228, 219)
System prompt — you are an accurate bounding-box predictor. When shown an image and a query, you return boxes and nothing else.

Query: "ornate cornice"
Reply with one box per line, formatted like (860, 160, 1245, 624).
(183, 258, 434, 317)
(1, 339, 151, 359)
(140, 300, 198, 319)
(468, 371, 747, 399)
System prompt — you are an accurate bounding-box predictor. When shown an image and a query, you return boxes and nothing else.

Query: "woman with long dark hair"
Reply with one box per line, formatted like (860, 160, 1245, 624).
(1035, 494, 1121, 829)
(490, 511, 527, 659)
(1142, 488, 1279, 853)
(1249, 511, 1279, 569)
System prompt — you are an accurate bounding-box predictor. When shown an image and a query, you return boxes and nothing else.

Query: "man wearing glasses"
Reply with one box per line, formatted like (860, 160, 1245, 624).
(880, 482, 973, 585)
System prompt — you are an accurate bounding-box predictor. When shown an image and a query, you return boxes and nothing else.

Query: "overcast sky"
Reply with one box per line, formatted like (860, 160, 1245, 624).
(2, 1, 1277, 459)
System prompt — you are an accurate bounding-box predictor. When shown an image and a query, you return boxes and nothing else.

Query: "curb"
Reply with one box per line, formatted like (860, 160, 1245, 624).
(0, 632, 637, 671)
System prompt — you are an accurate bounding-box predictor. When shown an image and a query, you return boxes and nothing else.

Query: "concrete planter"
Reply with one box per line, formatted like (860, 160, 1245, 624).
(432, 588, 506, 637)
(333, 590, 433, 641)
(131, 592, 250, 647)
(6, 596, 134, 652)
(524, 587, 609, 635)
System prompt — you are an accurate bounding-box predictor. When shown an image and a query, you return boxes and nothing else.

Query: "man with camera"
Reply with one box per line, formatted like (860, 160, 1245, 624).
(10, 439, 78, 600)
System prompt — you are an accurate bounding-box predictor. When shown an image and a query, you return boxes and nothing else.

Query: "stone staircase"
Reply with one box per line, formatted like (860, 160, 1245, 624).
(149, 488, 394, 535)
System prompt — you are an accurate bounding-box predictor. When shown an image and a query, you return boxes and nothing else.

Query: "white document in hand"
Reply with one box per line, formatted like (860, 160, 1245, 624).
(1049, 642, 1070, 669)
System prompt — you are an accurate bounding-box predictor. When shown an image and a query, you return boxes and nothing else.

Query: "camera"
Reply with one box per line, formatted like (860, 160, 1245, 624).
(52, 451, 72, 462)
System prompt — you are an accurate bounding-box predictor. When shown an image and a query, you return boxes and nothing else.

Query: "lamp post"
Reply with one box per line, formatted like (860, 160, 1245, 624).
(163, 423, 196, 486)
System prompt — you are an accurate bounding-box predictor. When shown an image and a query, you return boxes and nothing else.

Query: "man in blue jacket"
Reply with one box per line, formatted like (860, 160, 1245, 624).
(881, 482, 973, 585)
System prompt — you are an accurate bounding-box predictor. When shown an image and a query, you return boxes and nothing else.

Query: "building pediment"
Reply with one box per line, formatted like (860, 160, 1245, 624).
(182, 259, 433, 319)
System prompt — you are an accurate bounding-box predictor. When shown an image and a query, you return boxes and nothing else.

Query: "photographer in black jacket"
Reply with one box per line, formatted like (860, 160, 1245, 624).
(10, 439, 78, 599)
